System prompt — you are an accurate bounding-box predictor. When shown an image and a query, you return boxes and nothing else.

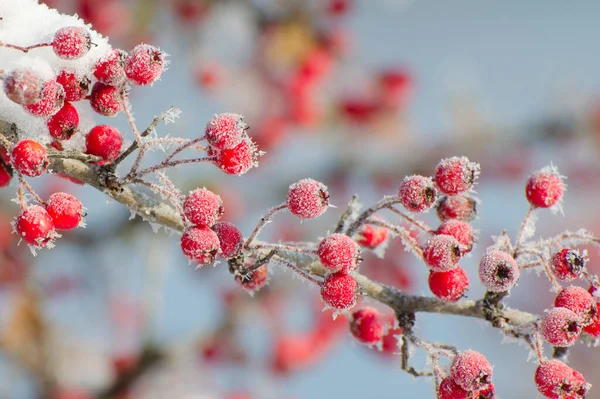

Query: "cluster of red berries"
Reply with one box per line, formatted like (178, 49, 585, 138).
(319, 233, 361, 310)
(438, 350, 495, 399)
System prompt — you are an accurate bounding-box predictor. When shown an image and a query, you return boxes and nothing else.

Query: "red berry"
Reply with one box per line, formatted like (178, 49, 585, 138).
(205, 113, 248, 150)
(24, 80, 65, 117)
(180, 226, 220, 265)
(318, 233, 361, 273)
(52, 26, 91, 60)
(473, 383, 496, 399)
(356, 223, 388, 249)
(0, 162, 12, 187)
(535, 360, 588, 399)
(11, 139, 48, 177)
(90, 82, 122, 117)
(183, 188, 224, 227)
(3, 69, 44, 105)
(436, 220, 475, 253)
(478, 250, 520, 292)
(85, 125, 123, 163)
(209, 137, 259, 175)
(349, 307, 384, 344)
(56, 70, 90, 102)
(15, 205, 55, 248)
(584, 286, 600, 337)
(438, 377, 469, 399)
(46, 192, 84, 230)
(286, 178, 330, 219)
(381, 326, 403, 355)
(551, 248, 586, 281)
(93, 48, 127, 86)
(211, 222, 243, 258)
(540, 307, 582, 347)
(525, 166, 565, 208)
(398, 175, 438, 212)
(236, 265, 268, 292)
(422, 234, 462, 272)
(124, 44, 165, 85)
(47, 102, 79, 141)
(428, 266, 469, 302)
(450, 350, 493, 391)
(554, 286, 598, 326)
(436, 194, 477, 222)
(434, 156, 480, 195)
(320, 272, 358, 310)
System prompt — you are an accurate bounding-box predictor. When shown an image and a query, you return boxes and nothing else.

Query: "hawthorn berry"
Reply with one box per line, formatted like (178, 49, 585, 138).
(551, 248, 587, 281)
(473, 383, 496, 399)
(85, 125, 123, 163)
(349, 307, 384, 344)
(535, 360, 588, 399)
(90, 82, 122, 117)
(47, 102, 79, 141)
(436, 194, 477, 223)
(52, 26, 92, 60)
(320, 272, 358, 310)
(525, 166, 565, 208)
(436, 220, 475, 253)
(236, 265, 268, 292)
(318, 233, 361, 273)
(180, 226, 220, 265)
(209, 137, 259, 175)
(46, 192, 84, 230)
(15, 205, 55, 247)
(554, 286, 598, 326)
(584, 286, 600, 337)
(434, 157, 480, 195)
(478, 250, 520, 293)
(356, 222, 388, 249)
(24, 80, 65, 117)
(94, 48, 127, 86)
(211, 222, 243, 258)
(540, 307, 582, 347)
(450, 350, 493, 391)
(183, 188, 224, 227)
(438, 377, 469, 399)
(422, 234, 462, 272)
(428, 266, 469, 302)
(125, 44, 166, 85)
(0, 162, 11, 187)
(205, 113, 248, 150)
(3, 69, 44, 105)
(381, 325, 403, 355)
(286, 178, 329, 219)
(56, 70, 90, 102)
(398, 175, 437, 212)
(11, 139, 49, 177)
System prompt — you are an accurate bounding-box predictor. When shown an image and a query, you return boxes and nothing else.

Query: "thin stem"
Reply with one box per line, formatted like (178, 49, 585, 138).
(18, 174, 44, 205)
(366, 218, 423, 259)
(163, 135, 207, 164)
(241, 250, 278, 274)
(128, 157, 215, 180)
(345, 195, 401, 237)
(273, 256, 322, 285)
(250, 243, 317, 255)
(120, 93, 143, 145)
(513, 205, 536, 258)
(0, 41, 52, 53)
(334, 194, 358, 234)
(244, 204, 287, 248)
(17, 181, 26, 210)
(387, 205, 435, 233)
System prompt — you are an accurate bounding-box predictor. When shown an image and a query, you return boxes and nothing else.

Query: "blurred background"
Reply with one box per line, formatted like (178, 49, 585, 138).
(3, 0, 600, 398)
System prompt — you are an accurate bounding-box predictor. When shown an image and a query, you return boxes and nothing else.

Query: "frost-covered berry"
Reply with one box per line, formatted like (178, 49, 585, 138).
(0, 162, 11, 187)
(381, 325, 403, 355)
(450, 350, 493, 391)
(438, 377, 469, 399)
(46, 192, 83, 230)
(286, 178, 329, 219)
(350, 307, 384, 344)
(3, 69, 44, 105)
(183, 188, 224, 227)
(24, 80, 65, 117)
(422, 234, 462, 272)
(428, 266, 469, 302)
(473, 383, 496, 399)
(478, 250, 520, 292)
(56, 70, 90, 102)
(90, 82, 122, 117)
(434, 157, 480, 195)
(211, 222, 243, 258)
(47, 102, 79, 141)
(551, 248, 587, 281)
(52, 26, 91, 60)
(94, 48, 127, 86)
(554, 286, 598, 326)
(320, 272, 358, 310)
(436, 220, 475, 253)
(15, 205, 55, 248)
(11, 139, 48, 177)
(209, 137, 259, 175)
(398, 175, 437, 212)
(180, 226, 220, 265)
(85, 125, 123, 163)
(535, 360, 588, 399)
(356, 223, 388, 249)
(205, 113, 248, 150)
(125, 44, 166, 85)
(525, 166, 565, 208)
(436, 194, 477, 223)
(584, 286, 600, 337)
(318, 233, 361, 273)
(540, 307, 582, 347)
(236, 265, 268, 292)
